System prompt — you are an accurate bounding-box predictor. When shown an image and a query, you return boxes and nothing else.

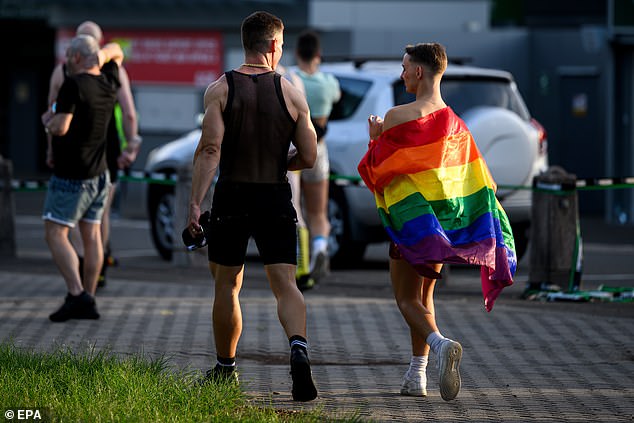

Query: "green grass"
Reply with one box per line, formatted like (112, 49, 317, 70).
(0, 342, 362, 422)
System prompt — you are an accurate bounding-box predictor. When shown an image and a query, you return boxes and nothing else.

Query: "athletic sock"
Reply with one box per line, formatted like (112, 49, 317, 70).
(311, 236, 328, 254)
(289, 335, 308, 353)
(310, 236, 329, 274)
(216, 355, 236, 368)
(407, 355, 428, 378)
(426, 331, 447, 355)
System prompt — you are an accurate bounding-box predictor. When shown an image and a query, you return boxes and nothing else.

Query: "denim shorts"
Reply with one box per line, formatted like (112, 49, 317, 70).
(42, 172, 110, 227)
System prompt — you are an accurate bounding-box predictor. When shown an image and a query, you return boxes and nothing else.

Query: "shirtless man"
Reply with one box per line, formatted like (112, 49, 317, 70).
(359, 42, 516, 400)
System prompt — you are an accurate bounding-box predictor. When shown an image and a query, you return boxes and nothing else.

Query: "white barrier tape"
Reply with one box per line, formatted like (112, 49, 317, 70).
(4, 172, 634, 192)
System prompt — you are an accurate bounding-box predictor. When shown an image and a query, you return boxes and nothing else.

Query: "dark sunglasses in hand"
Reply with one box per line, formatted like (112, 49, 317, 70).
(182, 211, 210, 251)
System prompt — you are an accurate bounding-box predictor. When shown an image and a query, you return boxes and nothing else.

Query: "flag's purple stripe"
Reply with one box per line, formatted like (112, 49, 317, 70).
(393, 235, 515, 311)
(397, 231, 517, 277)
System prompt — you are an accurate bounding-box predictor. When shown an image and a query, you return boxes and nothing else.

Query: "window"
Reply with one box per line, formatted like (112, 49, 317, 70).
(329, 77, 372, 121)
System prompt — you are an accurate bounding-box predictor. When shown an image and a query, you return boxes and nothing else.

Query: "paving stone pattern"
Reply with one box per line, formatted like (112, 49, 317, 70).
(0, 271, 632, 422)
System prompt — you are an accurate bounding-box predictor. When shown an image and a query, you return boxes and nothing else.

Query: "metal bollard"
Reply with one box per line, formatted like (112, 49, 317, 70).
(527, 166, 582, 294)
(0, 156, 16, 258)
(172, 165, 213, 267)
(172, 165, 192, 267)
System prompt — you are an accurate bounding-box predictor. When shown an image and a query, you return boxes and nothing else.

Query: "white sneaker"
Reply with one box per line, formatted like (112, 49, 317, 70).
(400, 372, 427, 397)
(438, 340, 462, 401)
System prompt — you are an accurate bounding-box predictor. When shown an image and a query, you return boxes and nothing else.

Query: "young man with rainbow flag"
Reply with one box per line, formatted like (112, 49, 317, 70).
(357, 42, 516, 401)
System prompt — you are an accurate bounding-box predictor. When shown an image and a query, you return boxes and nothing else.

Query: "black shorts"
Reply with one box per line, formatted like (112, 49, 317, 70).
(206, 182, 298, 266)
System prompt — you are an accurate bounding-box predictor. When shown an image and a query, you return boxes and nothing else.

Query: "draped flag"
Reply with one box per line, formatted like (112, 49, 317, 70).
(358, 107, 516, 311)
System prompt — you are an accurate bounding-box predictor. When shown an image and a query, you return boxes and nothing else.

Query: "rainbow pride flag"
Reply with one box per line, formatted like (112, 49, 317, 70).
(358, 107, 516, 311)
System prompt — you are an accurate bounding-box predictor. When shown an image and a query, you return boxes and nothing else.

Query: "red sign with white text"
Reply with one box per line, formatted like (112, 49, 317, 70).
(56, 28, 223, 87)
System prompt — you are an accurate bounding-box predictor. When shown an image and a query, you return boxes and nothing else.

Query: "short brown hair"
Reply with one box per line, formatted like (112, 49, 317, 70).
(405, 43, 447, 75)
(241, 11, 284, 53)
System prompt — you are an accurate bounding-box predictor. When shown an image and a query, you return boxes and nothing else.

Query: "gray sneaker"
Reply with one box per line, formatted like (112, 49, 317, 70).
(310, 250, 330, 282)
(438, 340, 462, 401)
(400, 371, 427, 397)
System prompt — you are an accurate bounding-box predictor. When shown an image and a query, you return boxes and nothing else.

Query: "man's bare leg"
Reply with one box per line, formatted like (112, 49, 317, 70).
(46, 220, 100, 322)
(78, 220, 103, 296)
(401, 266, 439, 396)
(265, 263, 307, 337)
(210, 262, 245, 359)
(266, 262, 317, 401)
(302, 179, 330, 281)
(45, 221, 83, 296)
(390, 259, 461, 400)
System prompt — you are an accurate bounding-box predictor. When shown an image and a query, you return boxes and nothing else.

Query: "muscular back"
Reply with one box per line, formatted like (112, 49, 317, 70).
(218, 71, 296, 184)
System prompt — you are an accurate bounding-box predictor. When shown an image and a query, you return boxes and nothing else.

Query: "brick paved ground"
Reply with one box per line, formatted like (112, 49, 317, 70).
(0, 264, 632, 422)
(2, 202, 633, 422)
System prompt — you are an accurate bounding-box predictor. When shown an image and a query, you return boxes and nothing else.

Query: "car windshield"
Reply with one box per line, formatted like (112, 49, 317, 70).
(393, 77, 531, 121)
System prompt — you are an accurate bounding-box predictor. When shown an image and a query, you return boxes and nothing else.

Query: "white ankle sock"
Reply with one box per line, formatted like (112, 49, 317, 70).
(426, 331, 447, 355)
(407, 355, 428, 378)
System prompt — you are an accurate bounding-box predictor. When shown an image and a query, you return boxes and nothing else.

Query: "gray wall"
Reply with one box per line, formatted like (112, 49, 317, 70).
(528, 28, 611, 215)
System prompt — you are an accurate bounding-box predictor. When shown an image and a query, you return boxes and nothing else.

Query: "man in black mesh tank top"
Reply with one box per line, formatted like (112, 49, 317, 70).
(187, 11, 318, 401)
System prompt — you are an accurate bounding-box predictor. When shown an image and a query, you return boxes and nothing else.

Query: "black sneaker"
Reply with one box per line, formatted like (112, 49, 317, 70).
(198, 364, 239, 386)
(290, 348, 317, 401)
(49, 292, 100, 322)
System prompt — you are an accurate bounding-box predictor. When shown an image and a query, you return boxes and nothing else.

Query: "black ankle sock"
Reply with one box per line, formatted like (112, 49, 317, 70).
(216, 355, 236, 367)
(289, 335, 308, 353)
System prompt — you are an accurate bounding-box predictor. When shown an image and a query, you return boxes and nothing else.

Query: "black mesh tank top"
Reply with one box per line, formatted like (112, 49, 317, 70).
(218, 70, 296, 184)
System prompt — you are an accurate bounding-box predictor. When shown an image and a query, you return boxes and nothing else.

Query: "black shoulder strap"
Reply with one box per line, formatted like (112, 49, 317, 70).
(274, 73, 295, 124)
(223, 71, 234, 119)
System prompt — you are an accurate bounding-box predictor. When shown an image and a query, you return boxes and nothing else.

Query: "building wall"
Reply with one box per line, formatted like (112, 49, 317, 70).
(528, 28, 612, 215)
(310, 0, 490, 31)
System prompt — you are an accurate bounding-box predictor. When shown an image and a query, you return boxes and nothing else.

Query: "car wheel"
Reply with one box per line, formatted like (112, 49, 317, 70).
(148, 185, 175, 261)
(328, 184, 367, 267)
(511, 221, 529, 262)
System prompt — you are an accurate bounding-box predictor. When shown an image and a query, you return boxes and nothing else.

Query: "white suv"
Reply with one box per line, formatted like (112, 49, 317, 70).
(143, 60, 548, 263)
